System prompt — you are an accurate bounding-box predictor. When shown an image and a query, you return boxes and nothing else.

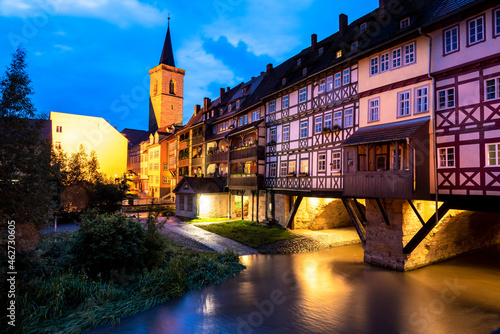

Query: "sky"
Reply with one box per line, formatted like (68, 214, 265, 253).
(0, 0, 379, 131)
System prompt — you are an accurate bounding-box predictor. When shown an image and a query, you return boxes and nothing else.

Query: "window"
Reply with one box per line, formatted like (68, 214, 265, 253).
(236, 100, 240, 108)
(332, 152, 341, 171)
(351, 41, 358, 51)
(495, 8, 500, 37)
(239, 117, 244, 126)
(163, 163, 168, 171)
(155, 176, 159, 184)
(324, 114, 332, 129)
(370, 57, 379, 75)
(244, 115, 248, 124)
(56, 126, 62, 132)
(400, 17, 410, 29)
(438, 147, 455, 167)
(369, 98, 379, 122)
(318, 47, 324, 56)
(398, 91, 411, 116)
(300, 122, 308, 138)
(343, 69, 350, 85)
(415, 86, 429, 113)
(438, 88, 455, 109)
(283, 125, 290, 141)
(297, 58, 301, 66)
(300, 160, 309, 174)
(179, 196, 185, 210)
(344, 109, 353, 127)
(334, 111, 342, 127)
(468, 16, 484, 45)
(326, 77, 333, 91)
(360, 22, 367, 31)
(252, 109, 261, 122)
(163, 176, 168, 184)
(392, 48, 401, 68)
(318, 154, 326, 172)
(487, 143, 500, 166)
(282, 95, 289, 108)
(334, 72, 341, 88)
(154, 163, 159, 171)
(302, 68, 308, 76)
(336, 50, 342, 58)
(269, 163, 277, 177)
(187, 196, 193, 212)
(269, 100, 276, 113)
(319, 80, 326, 93)
(244, 162, 252, 174)
(270, 128, 277, 142)
(444, 26, 459, 54)
(315, 116, 322, 134)
(299, 88, 307, 102)
(228, 104, 232, 112)
(280, 161, 288, 176)
(485, 77, 500, 100)
(289, 161, 296, 174)
(55, 141, 61, 149)
(404, 42, 415, 65)
(282, 78, 287, 86)
(380, 52, 390, 72)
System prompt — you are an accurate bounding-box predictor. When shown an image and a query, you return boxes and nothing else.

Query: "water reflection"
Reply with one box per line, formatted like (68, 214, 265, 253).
(88, 245, 500, 334)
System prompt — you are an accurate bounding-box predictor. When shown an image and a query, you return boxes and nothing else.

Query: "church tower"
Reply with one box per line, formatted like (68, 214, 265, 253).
(149, 18, 185, 131)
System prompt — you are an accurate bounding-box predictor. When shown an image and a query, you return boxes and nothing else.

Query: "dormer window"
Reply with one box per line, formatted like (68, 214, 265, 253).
(219, 108, 223, 114)
(236, 100, 240, 108)
(302, 68, 307, 76)
(282, 78, 286, 86)
(336, 50, 342, 58)
(297, 58, 302, 66)
(228, 104, 232, 112)
(400, 17, 410, 29)
(318, 47, 324, 56)
(360, 22, 367, 32)
(351, 41, 358, 51)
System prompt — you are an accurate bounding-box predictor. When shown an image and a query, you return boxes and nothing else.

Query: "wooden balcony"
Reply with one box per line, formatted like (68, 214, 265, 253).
(228, 174, 264, 189)
(192, 136, 203, 145)
(206, 151, 228, 164)
(343, 171, 413, 199)
(191, 157, 203, 166)
(230, 146, 265, 161)
(178, 158, 190, 168)
(178, 140, 189, 150)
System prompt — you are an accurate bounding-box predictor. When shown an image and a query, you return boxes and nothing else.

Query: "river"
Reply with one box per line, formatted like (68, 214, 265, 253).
(88, 244, 500, 334)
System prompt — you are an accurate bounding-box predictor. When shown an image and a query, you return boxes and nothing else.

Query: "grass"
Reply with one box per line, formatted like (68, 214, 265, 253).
(179, 217, 234, 223)
(197, 220, 301, 249)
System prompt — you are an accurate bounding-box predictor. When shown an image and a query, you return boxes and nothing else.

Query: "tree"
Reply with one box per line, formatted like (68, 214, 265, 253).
(0, 47, 55, 229)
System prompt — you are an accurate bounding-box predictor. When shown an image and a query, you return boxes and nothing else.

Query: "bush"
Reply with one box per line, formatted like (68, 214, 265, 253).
(71, 211, 146, 279)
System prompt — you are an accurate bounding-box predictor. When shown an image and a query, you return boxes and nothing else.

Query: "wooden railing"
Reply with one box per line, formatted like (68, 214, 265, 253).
(206, 151, 229, 164)
(230, 146, 265, 160)
(191, 157, 203, 166)
(228, 174, 264, 188)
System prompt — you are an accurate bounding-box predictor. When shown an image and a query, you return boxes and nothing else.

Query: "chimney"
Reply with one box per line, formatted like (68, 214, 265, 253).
(203, 97, 211, 111)
(227, 87, 230, 92)
(339, 14, 348, 37)
(379, 0, 387, 18)
(220, 88, 225, 101)
(194, 104, 201, 115)
(266, 63, 273, 74)
(311, 34, 317, 51)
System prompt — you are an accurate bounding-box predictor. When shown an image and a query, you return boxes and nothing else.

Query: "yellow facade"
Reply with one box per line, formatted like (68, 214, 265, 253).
(50, 111, 128, 179)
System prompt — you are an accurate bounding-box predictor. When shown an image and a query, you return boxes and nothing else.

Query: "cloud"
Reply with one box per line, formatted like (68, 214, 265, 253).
(54, 44, 73, 51)
(0, 0, 166, 28)
(203, 0, 314, 60)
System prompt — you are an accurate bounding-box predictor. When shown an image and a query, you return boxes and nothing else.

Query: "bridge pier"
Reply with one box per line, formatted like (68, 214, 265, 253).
(363, 199, 500, 271)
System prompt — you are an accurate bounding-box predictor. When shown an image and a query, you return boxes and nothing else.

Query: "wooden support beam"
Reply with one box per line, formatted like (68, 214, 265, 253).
(284, 196, 303, 229)
(403, 202, 451, 254)
(407, 200, 425, 226)
(342, 198, 366, 243)
(375, 198, 390, 226)
(353, 198, 366, 223)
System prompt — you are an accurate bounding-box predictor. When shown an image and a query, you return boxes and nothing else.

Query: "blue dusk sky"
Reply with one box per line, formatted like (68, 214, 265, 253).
(0, 0, 378, 131)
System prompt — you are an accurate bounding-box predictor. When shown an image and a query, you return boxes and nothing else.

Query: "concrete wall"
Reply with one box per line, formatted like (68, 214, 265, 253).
(364, 199, 500, 271)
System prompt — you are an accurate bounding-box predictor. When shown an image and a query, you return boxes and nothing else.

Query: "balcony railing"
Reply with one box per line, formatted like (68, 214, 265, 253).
(178, 140, 189, 150)
(191, 157, 203, 166)
(228, 174, 264, 188)
(192, 136, 203, 145)
(230, 146, 265, 161)
(178, 159, 190, 168)
(206, 151, 229, 164)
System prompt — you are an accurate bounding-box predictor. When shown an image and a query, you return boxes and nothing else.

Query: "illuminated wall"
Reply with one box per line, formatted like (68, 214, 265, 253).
(50, 111, 128, 179)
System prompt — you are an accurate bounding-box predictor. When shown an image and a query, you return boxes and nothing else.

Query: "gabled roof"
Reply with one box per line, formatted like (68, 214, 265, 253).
(173, 177, 226, 194)
(121, 128, 148, 146)
(225, 119, 264, 138)
(159, 19, 175, 67)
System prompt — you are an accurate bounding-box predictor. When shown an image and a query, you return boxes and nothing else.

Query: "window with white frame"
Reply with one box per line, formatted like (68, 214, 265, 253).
(300, 121, 308, 138)
(370, 57, 379, 75)
(380, 52, 390, 72)
(244, 114, 248, 124)
(289, 161, 296, 174)
(269, 100, 276, 113)
(485, 77, 500, 100)
(280, 161, 288, 176)
(315, 116, 322, 134)
(444, 26, 459, 54)
(318, 154, 326, 172)
(404, 42, 415, 65)
(468, 16, 484, 45)
(252, 109, 261, 122)
(334, 72, 341, 88)
(343, 69, 350, 85)
(495, 8, 500, 37)
(400, 17, 410, 29)
(324, 114, 332, 129)
(438, 147, 455, 167)
(187, 196, 193, 212)
(163, 176, 168, 184)
(332, 152, 341, 171)
(282, 95, 289, 108)
(392, 48, 401, 68)
(326, 76, 333, 91)
(369, 98, 379, 122)
(438, 88, 455, 109)
(415, 86, 429, 113)
(398, 91, 411, 116)
(269, 128, 277, 142)
(344, 109, 353, 127)
(56, 126, 62, 132)
(269, 162, 277, 177)
(300, 160, 309, 174)
(334, 111, 342, 127)
(283, 125, 290, 141)
(163, 163, 168, 171)
(155, 176, 159, 184)
(487, 143, 500, 166)
(299, 88, 307, 102)
(319, 80, 325, 93)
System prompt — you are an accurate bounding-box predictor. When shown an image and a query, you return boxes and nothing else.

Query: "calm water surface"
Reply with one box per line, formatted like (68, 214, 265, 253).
(88, 244, 500, 334)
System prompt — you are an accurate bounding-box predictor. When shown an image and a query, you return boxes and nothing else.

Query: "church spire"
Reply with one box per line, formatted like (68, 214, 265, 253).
(159, 16, 175, 67)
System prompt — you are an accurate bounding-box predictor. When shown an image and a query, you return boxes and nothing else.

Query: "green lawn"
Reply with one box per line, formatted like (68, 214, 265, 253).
(180, 217, 234, 223)
(197, 220, 301, 248)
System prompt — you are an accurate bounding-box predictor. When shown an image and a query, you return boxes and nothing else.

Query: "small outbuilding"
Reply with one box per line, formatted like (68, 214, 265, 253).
(173, 177, 227, 219)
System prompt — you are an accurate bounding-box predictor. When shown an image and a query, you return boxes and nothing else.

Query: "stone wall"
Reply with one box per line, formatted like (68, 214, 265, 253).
(273, 194, 290, 228)
(198, 193, 228, 218)
(294, 198, 353, 230)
